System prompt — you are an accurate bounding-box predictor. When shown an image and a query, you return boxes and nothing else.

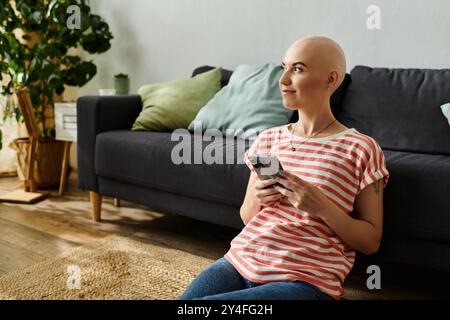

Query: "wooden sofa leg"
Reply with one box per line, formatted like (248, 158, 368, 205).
(90, 191, 102, 222)
(113, 198, 120, 207)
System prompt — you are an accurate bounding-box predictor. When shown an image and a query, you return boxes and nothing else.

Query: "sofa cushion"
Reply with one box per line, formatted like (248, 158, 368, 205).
(338, 66, 450, 155)
(132, 67, 222, 131)
(188, 63, 293, 138)
(95, 130, 251, 207)
(382, 150, 450, 242)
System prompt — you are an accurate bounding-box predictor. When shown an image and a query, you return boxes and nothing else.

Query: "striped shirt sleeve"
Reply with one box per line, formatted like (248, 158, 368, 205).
(358, 139, 390, 193)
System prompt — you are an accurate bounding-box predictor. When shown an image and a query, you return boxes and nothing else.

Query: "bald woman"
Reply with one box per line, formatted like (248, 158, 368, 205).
(280, 36, 348, 136)
(180, 36, 389, 300)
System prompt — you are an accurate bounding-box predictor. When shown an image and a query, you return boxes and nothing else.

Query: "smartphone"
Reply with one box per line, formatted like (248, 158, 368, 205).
(248, 155, 284, 189)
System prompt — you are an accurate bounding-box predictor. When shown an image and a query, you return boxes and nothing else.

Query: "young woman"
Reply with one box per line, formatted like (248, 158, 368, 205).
(180, 36, 389, 300)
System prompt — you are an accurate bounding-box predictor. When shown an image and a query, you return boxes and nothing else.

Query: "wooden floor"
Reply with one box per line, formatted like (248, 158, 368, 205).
(0, 172, 240, 274)
(0, 171, 449, 299)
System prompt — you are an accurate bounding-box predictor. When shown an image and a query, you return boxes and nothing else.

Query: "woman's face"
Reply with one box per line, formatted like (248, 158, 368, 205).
(279, 45, 331, 110)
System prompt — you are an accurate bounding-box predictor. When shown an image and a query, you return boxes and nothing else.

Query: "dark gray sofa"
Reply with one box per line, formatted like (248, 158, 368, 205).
(77, 65, 450, 272)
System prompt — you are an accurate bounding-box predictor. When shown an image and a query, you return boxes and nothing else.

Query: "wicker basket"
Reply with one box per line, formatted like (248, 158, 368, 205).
(10, 137, 68, 189)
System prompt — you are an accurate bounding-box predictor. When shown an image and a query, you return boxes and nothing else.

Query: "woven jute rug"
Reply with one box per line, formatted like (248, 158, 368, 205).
(0, 235, 214, 300)
(0, 234, 413, 300)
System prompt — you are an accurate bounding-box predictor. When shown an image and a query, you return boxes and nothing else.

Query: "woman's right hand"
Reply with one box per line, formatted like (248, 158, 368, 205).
(253, 177, 284, 207)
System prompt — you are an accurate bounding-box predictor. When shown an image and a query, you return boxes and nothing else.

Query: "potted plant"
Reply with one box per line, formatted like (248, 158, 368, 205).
(0, 0, 113, 188)
(114, 73, 130, 95)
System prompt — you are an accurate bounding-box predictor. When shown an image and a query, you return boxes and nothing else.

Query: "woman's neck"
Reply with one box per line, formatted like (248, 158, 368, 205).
(294, 106, 337, 136)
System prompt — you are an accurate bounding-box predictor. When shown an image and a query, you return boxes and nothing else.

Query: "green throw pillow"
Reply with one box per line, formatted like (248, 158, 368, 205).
(132, 67, 222, 131)
(187, 63, 293, 138)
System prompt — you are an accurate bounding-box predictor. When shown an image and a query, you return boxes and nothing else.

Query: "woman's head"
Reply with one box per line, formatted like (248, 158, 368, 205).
(279, 36, 346, 111)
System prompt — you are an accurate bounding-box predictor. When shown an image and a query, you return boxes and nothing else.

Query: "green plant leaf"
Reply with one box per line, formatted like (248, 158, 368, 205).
(62, 61, 97, 86)
(0, 0, 113, 130)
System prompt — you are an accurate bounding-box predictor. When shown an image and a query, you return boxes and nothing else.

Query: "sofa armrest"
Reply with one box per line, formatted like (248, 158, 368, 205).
(77, 95, 142, 192)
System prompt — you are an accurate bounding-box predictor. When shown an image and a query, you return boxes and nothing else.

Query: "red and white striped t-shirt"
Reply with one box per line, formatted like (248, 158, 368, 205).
(224, 124, 390, 300)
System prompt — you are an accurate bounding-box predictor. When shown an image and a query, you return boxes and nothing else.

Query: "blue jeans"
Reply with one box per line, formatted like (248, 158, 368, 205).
(179, 257, 334, 300)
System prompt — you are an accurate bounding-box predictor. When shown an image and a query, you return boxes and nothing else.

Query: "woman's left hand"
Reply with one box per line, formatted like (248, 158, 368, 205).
(274, 171, 332, 218)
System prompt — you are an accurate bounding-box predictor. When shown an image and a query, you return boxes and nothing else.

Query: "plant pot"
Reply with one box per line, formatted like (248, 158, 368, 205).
(10, 137, 69, 189)
(114, 77, 130, 95)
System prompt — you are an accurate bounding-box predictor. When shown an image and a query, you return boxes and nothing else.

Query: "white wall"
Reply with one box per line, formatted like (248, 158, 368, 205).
(65, 0, 450, 100)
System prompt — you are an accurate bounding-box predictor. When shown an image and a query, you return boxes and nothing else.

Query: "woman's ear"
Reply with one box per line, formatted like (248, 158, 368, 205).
(326, 70, 340, 89)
